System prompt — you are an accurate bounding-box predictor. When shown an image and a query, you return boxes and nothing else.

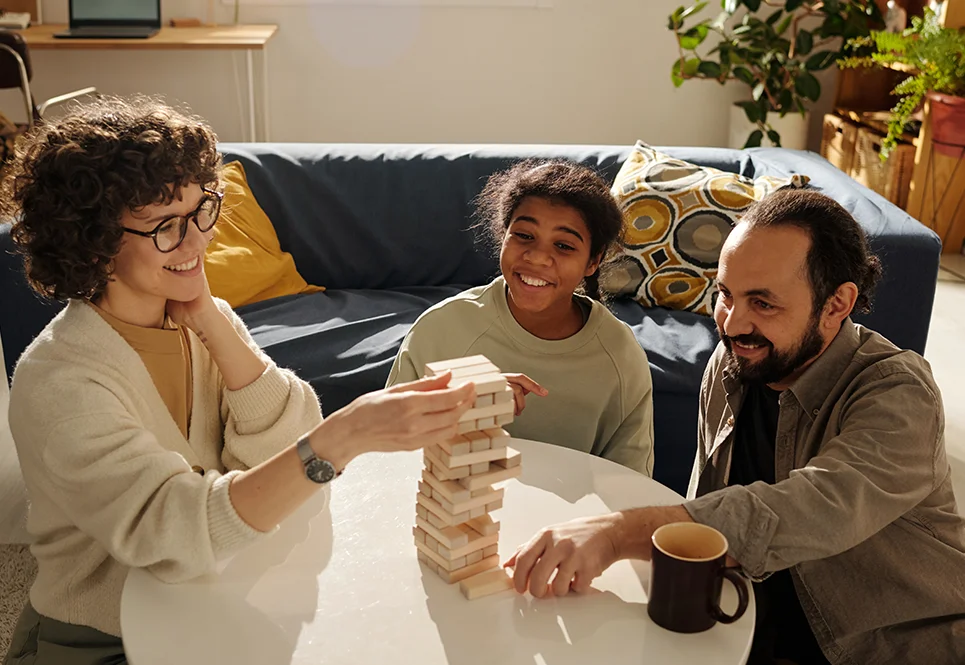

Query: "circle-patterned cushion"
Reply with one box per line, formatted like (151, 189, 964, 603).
(604, 141, 809, 316)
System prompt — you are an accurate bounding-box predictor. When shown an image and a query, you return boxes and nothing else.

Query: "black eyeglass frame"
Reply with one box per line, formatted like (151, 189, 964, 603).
(122, 186, 224, 253)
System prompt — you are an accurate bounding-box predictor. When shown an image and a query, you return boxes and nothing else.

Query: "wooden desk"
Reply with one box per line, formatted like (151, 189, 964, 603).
(19, 24, 278, 140)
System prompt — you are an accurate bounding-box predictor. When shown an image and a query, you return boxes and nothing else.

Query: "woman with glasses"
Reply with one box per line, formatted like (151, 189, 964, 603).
(0, 97, 475, 665)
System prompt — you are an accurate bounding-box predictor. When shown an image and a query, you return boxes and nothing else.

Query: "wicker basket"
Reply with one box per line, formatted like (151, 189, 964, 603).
(820, 113, 859, 175)
(849, 127, 917, 211)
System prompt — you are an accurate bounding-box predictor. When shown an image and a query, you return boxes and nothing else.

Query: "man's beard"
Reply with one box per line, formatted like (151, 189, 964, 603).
(719, 316, 825, 385)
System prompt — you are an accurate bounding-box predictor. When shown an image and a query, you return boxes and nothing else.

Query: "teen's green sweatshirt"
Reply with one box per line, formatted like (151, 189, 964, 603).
(387, 277, 654, 476)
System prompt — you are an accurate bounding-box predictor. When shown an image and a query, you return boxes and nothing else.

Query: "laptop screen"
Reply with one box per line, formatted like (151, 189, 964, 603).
(70, 0, 160, 24)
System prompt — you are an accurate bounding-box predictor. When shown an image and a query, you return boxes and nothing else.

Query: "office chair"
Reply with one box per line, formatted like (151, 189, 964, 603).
(0, 28, 96, 128)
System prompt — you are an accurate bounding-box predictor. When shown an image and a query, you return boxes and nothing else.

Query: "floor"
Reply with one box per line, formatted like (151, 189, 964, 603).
(929, 254, 965, 501)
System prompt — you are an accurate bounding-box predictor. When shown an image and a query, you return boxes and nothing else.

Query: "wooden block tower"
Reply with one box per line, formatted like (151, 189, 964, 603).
(414, 355, 522, 600)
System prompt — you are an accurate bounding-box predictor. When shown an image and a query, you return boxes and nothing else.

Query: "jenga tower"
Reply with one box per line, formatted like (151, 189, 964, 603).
(414, 355, 522, 600)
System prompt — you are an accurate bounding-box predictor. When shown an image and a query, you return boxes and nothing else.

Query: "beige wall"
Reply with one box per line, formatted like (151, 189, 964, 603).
(3, 0, 749, 146)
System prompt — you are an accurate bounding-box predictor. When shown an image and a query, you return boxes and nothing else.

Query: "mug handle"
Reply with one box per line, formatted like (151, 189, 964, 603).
(711, 567, 749, 624)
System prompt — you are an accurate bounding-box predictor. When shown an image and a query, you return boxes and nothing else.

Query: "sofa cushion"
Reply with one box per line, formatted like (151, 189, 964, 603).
(605, 141, 808, 315)
(205, 161, 323, 307)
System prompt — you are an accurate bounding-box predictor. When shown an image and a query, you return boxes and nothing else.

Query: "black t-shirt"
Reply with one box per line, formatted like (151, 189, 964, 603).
(729, 382, 830, 665)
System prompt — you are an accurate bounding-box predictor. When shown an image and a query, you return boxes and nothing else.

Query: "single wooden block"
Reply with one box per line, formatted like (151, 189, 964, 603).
(469, 462, 489, 475)
(473, 393, 495, 409)
(485, 498, 504, 512)
(466, 549, 483, 565)
(448, 362, 500, 379)
(483, 544, 498, 558)
(457, 400, 514, 424)
(460, 568, 514, 601)
(417, 550, 429, 565)
(449, 486, 504, 515)
(495, 413, 513, 426)
(424, 447, 471, 480)
(425, 532, 441, 554)
(450, 373, 508, 395)
(476, 417, 496, 429)
(427, 510, 448, 530)
(445, 530, 500, 560)
(493, 385, 514, 404)
(421, 469, 471, 504)
(417, 491, 471, 526)
(449, 555, 468, 570)
(415, 515, 471, 550)
(438, 555, 501, 584)
(465, 514, 499, 536)
(413, 526, 426, 544)
(463, 430, 491, 452)
(493, 447, 521, 469)
(439, 443, 513, 469)
(471, 487, 491, 498)
(416, 505, 429, 520)
(469, 506, 485, 519)
(458, 463, 522, 492)
(457, 420, 477, 434)
(438, 435, 471, 457)
(418, 480, 432, 500)
(482, 428, 510, 449)
(416, 540, 461, 572)
(425, 355, 492, 376)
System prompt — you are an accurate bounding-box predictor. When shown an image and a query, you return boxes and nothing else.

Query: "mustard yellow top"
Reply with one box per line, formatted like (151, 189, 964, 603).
(88, 302, 193, 438)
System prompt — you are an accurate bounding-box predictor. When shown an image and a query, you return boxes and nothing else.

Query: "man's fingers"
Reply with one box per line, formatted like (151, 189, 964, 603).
(512, 535, 548, 594)
(571, 572, 593, 595)
(528, 548, 565, 599)
(513, 388, 525, 417)
(551, 560, 579, 597)
(506, 373, 548, 397)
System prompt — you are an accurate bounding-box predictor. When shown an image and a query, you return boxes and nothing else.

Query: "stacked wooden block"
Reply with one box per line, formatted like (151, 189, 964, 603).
(414, 355, 522, 600)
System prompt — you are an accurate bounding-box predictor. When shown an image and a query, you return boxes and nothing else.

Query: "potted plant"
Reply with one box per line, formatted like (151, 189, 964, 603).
(842, 8, 965, 159)
(669, 0, 884, 149)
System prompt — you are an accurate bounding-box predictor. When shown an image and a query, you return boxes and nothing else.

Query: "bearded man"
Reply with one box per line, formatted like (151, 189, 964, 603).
(505, 189, 965, 665)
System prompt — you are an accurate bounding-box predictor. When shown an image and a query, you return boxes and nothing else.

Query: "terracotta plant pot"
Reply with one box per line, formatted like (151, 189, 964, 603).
(928, 91, 965, 158)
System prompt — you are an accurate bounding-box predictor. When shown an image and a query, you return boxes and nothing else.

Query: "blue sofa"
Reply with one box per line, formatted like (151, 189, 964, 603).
(0, 144, 941, 494)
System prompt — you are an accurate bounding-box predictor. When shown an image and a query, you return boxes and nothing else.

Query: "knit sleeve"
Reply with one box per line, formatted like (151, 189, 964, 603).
(596, 322, 655, 476)
(214, 299, 323, 471)
(15, 405, 264, 583)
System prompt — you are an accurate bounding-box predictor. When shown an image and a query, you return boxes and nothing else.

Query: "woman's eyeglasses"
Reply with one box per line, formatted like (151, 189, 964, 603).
(122, 186, 223, 253)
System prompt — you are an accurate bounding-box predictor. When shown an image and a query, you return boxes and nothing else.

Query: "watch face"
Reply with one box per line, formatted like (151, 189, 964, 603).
(306, 458, 336, 484)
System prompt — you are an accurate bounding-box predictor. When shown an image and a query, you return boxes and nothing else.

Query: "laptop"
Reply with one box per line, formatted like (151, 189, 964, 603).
(54, 0, 161, 39)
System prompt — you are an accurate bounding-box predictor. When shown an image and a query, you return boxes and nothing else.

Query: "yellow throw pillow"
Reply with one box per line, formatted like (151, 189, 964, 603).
(604, 141, 808, 315)
(205, 161, 323, 308)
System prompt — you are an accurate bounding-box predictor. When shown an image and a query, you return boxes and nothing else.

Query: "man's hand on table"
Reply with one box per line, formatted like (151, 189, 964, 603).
(504, 505, 694, 597)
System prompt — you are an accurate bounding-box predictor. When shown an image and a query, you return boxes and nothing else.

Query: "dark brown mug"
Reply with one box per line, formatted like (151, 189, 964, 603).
(647, 522, 749, 633)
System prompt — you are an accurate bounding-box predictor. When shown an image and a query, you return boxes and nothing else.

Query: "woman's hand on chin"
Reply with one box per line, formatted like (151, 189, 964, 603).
(166, 274, 221, 337)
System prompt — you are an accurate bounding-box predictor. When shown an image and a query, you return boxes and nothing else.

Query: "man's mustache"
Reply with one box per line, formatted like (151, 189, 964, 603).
(720, 331, 773, 349)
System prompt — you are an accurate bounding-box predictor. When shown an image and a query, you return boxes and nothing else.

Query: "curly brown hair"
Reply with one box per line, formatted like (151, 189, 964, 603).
(0, 95, 222, 300)
(475, 159, 624, 301)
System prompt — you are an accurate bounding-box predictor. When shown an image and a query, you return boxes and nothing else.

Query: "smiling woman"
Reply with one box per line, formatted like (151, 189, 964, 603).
(0, 96, 477, 665)
(387, 160, 656, 477)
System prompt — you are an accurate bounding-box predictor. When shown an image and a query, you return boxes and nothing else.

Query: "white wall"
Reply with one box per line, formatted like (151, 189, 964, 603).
(1, 0, 746, 147)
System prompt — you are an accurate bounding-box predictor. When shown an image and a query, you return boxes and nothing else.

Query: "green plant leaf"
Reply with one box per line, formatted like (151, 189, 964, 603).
(823, 0, 840, 13)
(733, 66, 756, 85)
(785, 0, 804, 11)
(698, 60, 723, 77)
(805, 50, 838, 70)
(671, 57, 702, 87)
(723, 0, 739, 13)
(738, 100, 762, 123)
(796, 29, 813, 56)
(743, 0, 761, 11)
(680, 1, 708, 21)
(795, 71, 822, 100)
(778, 89, 794, 112)
(766, 8, 782, 25)
(753, 82, 767, 100)
(743, 129, 764, 148)
(767, 129, 782, 146)
(669, 6, 684, 30)
(776, 14, 793, 37)
(680, 24, 710, 50)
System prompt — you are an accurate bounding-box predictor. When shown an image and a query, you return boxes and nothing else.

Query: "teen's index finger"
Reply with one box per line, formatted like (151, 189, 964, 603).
(506, 373, 548, 397)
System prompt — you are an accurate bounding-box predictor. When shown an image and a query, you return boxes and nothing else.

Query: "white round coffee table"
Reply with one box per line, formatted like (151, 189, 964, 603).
(121, 439, 754, 664)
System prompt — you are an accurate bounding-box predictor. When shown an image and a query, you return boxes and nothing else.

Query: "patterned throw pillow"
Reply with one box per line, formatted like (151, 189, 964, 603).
(604, 141, 809, 315)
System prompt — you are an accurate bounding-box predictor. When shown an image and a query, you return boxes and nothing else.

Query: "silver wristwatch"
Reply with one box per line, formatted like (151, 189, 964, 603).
(296, 436, 340, 484)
